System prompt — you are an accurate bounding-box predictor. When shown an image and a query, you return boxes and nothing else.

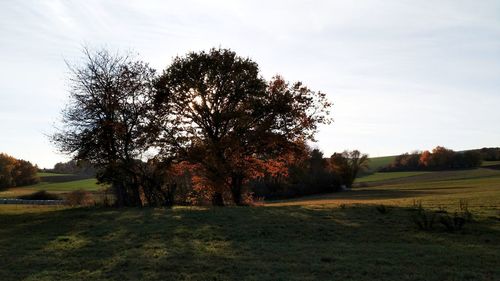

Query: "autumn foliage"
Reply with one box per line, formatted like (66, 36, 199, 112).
(250, 148, 369, 199)
(52, 47, 332, 206)
(0, 153, 39, 189)
(383, 146, 482, 172)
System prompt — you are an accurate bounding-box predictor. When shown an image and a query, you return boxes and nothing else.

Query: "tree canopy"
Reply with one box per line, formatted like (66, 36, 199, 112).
(0, 153, 39, 189)
(52, 48, 158, 206)
(154, 48, 332, 205)
(52, 47, 332, 206)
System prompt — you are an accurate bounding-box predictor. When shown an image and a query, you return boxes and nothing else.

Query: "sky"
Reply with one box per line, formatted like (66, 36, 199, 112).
(0, 0, 499, 168)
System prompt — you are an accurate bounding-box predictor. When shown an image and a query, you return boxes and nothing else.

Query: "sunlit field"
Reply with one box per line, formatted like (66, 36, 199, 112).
(355, 171, 430, 183)
(0, 173, 105, 198)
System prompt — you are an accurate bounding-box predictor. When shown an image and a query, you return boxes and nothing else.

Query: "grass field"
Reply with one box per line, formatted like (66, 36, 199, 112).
(32, 178, 104, 192)
(0, 173, 105, 198)
(482, 160, 500, 167)
(37, 172, 72, 177)
(0, 166, 499, 280)
(274, 168, 500, 215)
(355, 171, 430, 183)
(366, 155, 396, 172)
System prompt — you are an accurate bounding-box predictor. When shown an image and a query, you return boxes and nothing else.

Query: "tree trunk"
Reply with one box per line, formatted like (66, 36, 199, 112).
(130, 184, 142, 207)
(212, 191, 224, 206)
(113, 181, 127, 207)
(230, 174, 244, 206)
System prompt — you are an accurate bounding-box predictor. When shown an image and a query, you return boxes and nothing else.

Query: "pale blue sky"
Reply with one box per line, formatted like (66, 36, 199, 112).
(1, 0, 499, 168)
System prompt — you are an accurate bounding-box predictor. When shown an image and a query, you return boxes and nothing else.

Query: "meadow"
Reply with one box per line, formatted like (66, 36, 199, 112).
(0, 173, 105, 198)
(0, 163, 499, 280)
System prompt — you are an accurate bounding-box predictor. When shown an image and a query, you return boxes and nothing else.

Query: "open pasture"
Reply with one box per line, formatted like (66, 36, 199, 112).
(1, 166, 499, 280)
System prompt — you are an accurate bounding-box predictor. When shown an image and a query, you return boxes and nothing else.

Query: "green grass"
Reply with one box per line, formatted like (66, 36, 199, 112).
(30, 178, 104, 192)
(366, 155, 395, 172)
(482, 160, 500, 167)
(0, 167, 499, 280)
(37, 172, 72, 177)
(273, 168, 500, 215)
(356, 171, 430, 183)
(0, 204, 498, 280)
(0, 177, 105, 198)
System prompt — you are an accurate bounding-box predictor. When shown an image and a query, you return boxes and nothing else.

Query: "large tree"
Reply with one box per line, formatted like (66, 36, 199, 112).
(52, 48, 158, 206)
(154, 48, 331, 205)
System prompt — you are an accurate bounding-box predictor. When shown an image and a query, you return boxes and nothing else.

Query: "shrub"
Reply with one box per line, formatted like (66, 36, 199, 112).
(438, 200, 473, 232)
(18, 190, 60, 200)
(410, 201, 435, 230)
(376, 204, 392, 214)
(65, 190, 93, 206)
(410, 200, 474, 232)
(241, 192, 264, 206)
(439, 213, 466, 232)
(459, 199, 473, 222)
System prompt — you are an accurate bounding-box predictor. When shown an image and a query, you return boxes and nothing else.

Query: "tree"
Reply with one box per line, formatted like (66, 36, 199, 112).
(0, 153, 39, 189)
(52, 160, 95, 176)
(52, 48, 158, 206)
(419, 150, 432, 168)
(307, 149, 336, 193)
(430, 146, 455, 170)
(154, 48, 332, 205)
(479, 147, 500, 161)
(329, 150, 369, 188)
(13, 159, 39, 186)
(385, 146, 483, 171)
(390, 152, 420, 171)
(0, 153, 17, 189)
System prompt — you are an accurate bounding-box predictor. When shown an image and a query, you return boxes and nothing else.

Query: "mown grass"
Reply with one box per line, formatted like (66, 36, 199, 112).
(356, 171, 430, 183)
(1, 203, 498, 281)
(366, 155, 396, 172)
(0, 167, 498, 280)
(30, 178, 104, 192)
(0, 175, 106, 198)
(482, 160, 500, 167)
(272, 168, 500, 216)
(37, 172, 72, 177)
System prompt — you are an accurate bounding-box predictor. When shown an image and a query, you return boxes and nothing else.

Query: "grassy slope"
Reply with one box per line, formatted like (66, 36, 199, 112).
(0, 173, 105, 198)
(482, 160, 500, 167)
(356, 171, 430, 183)
(31, 178, 104, 192)
(366, 155, 396, 172)
(0, 167, 499, 280)
(37, 172, 72, 177)
(272, 168, 500, 214)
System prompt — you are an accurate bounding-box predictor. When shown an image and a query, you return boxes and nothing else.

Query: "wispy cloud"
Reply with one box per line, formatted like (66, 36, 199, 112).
(1, 0, 499, 167)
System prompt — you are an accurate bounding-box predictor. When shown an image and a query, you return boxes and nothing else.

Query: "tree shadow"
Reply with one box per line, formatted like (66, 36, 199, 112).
(0, 205, 498, 280)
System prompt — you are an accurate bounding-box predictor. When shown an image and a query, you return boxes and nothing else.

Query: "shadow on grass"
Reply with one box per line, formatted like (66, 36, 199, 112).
(268, 188, 436, 205)
(363, 168, 500, 187)
(0, 205, 498, 280)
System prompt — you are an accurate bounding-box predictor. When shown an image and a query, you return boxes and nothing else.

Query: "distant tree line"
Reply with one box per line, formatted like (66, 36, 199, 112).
(381, 146, 483, 172)
(478, 147, 500, 161)
(43, 160, 96, 176)
(0, 153, 39, 189)
(251, 149, 368, 199)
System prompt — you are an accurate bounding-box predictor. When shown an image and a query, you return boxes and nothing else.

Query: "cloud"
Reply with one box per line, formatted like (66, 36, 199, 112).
(0, 0, 499, 167)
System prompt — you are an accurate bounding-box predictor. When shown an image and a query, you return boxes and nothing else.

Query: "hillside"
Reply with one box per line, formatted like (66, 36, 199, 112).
(364, 155, 396, 173)
(0, 172, 105, 198)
